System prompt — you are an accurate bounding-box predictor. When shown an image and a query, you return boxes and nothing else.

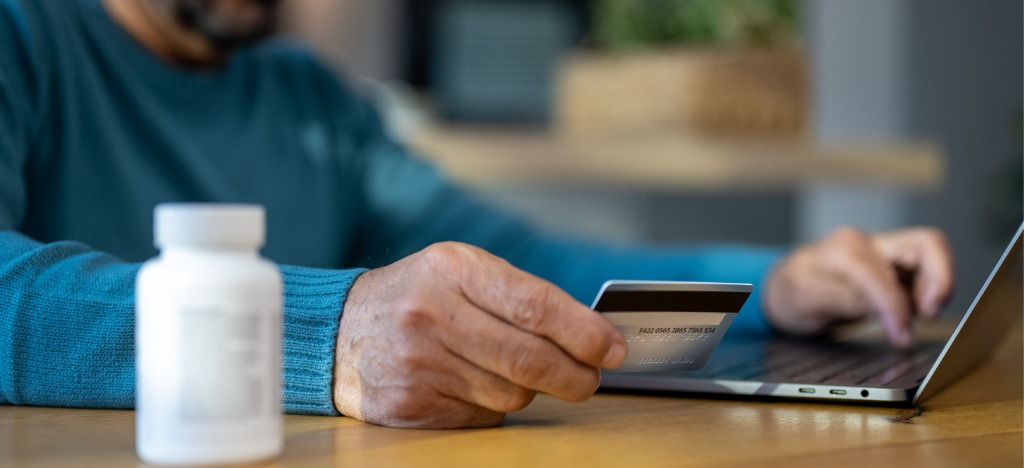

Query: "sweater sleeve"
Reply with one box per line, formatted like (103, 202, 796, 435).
(0, 227, 360, 414)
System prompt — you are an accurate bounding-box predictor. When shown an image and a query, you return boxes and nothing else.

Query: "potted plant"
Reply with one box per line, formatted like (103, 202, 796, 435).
(556, 0, 806, 142)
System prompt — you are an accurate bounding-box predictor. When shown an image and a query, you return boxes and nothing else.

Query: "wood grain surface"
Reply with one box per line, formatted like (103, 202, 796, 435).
(1, 325, 1019, 467)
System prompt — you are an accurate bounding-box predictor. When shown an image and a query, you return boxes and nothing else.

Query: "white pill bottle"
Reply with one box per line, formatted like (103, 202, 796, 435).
(136, 203, 283, 465)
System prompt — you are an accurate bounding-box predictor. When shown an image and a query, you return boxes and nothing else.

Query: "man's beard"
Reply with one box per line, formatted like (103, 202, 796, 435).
(160, 0, 281, 50)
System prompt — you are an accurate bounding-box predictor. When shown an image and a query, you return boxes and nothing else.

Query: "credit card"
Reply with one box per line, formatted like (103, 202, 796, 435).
(591, 281, 752, 372)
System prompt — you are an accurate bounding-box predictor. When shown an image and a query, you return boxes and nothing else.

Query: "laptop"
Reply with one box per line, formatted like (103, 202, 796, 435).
(600, 222, 1023, 405)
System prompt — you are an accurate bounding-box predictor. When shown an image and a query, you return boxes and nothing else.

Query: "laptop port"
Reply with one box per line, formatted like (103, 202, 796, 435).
(798, 388, 815, 394)
(829, 389, 847, 396)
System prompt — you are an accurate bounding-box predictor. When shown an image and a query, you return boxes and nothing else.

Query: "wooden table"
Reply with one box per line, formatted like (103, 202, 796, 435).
(2, 326, 1020, 467)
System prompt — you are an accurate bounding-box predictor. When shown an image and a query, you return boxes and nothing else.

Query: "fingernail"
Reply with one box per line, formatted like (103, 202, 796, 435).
(603, 342, 627, 368)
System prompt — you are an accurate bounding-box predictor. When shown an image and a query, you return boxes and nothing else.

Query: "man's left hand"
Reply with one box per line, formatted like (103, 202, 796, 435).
(762, 226, 955, 348)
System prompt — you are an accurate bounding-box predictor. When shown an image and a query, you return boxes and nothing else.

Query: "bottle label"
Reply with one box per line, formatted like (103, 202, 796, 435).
(177, 306, 271, 422)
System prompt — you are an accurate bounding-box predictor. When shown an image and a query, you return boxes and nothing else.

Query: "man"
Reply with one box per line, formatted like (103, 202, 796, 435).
(0, 0, 953, 428)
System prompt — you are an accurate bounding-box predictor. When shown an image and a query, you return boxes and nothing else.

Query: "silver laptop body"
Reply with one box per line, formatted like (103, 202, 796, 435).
(600, 222, 1023, 405)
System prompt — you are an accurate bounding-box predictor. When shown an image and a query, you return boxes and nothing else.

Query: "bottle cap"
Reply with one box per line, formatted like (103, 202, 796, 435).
(155, 203, 265, 248)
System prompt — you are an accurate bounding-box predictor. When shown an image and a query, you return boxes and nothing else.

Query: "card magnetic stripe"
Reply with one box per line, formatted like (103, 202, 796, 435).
(594, 291, 749, 313)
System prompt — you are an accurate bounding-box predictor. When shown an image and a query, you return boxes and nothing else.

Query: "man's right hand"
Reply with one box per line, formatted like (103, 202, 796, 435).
(332, 242, 627, 428)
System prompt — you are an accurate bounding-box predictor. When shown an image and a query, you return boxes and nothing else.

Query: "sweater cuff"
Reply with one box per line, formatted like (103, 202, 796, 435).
(278, 264, 366, 415)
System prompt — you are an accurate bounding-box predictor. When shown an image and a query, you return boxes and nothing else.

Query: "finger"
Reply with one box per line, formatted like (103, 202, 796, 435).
(433, 348, 540, 413)
(846, 262, 914, 348)
(903, 230, 955, 318)
(874, 229, 955, 319)
(458, 253, 626, 369)
(825, 230, 915, 348)
(437, 298, 601, 403)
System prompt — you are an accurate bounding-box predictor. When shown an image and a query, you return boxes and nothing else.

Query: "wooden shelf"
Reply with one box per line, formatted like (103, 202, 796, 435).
(409, 125, 944, 193)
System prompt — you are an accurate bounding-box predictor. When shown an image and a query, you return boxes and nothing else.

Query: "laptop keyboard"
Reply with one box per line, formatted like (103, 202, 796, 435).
(689, 338, 943, 387)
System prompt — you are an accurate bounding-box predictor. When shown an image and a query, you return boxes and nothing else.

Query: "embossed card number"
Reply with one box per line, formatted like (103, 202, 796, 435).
(591, 281, 752, 373)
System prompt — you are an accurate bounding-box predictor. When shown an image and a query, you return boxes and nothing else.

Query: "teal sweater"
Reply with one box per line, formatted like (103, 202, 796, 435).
(0, 0, 781, 415)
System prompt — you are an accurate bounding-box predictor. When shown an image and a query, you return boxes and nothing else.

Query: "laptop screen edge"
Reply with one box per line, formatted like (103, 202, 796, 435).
(911, 222, 1024, 405)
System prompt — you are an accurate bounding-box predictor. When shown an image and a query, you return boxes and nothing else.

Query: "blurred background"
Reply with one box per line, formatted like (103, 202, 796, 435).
(281, 0, 1021, 317)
